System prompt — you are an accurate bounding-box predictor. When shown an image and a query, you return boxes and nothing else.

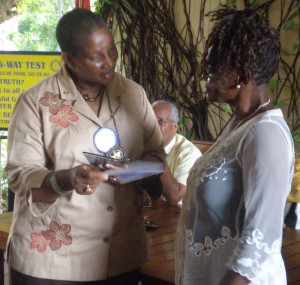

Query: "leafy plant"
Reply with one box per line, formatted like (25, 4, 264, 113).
(0, 134, 8, 212)
(9, 0, 73, 51)
(178, 117, 194, 140)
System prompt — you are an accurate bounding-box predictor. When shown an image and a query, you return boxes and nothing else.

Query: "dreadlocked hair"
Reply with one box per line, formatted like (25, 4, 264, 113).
(200, 6, 280, 85)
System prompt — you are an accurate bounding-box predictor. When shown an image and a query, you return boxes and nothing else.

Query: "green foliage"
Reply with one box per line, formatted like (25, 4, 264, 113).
(223, 105, 232, 113)
(274, 100, 299, 149)
(178, 117, 194, 140)
(93, 0, 112, 15)
(226, 0, 234, 6)
(274, 99, 286, 109)
(293, 43, 299, 54)
(282, 10, 298, 32)
(1, 137, 8, 212)
(292, 130, 300, 145)
(9, 0, 72, 51)
(281, 4, 299, 55)
(246, 0, 258, 9)
(267, 78, 278, 93)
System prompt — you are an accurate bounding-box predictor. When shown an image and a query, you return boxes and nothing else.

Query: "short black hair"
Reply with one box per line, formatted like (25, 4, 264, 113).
(56, 8, 107, 56)
(200, 7, 280, 85)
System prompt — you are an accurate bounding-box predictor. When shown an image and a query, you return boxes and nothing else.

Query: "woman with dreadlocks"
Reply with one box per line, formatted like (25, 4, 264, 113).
(175, 7, 294, 285)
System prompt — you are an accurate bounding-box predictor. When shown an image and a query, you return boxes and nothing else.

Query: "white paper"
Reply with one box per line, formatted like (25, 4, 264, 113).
(104, 160, 164, 184)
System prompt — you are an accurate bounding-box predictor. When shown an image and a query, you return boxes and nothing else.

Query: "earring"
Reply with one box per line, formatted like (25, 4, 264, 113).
(236, 75, 241, 89)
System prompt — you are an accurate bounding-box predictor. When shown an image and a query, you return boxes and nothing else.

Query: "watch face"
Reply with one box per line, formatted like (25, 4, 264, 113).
(93, 127, 118, 153)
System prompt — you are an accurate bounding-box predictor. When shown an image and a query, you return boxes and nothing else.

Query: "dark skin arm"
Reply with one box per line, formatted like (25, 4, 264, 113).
(31, 164, 109, 203)
(220, 270, 250, 285)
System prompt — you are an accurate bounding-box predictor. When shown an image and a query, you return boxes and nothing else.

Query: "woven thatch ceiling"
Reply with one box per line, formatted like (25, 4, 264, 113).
(0, 0, 18, 24)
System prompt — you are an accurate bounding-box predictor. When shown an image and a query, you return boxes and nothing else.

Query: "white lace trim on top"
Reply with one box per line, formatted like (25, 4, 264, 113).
(186, 226, 234, 256)
(227, 226, 283, 283)
(185, 226, 284, 284)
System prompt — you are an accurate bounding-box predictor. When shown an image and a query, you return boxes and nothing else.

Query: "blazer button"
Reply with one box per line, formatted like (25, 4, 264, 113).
(103, 237, 110, 243)
(107, 205, 113, 212)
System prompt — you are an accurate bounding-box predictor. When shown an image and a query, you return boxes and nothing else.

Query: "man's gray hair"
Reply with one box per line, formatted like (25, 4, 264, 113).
(152, 100, 179, 123)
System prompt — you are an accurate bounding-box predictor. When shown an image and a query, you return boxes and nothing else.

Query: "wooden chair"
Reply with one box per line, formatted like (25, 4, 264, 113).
(192, 140, 213, 154)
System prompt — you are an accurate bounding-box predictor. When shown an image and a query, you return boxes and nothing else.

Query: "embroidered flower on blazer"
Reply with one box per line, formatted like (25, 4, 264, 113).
(39, 91, 79, 128)
(41, 220, 73, 251)
(30, 232, 51, 253)
(39, 91, 65, 114)
(49, 105, 79, 128)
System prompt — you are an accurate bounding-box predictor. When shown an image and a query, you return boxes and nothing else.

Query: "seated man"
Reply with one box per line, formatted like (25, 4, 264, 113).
(152, 100, 202, 205)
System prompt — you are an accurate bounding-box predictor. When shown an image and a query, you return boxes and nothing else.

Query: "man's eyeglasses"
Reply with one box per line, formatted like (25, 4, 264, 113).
(157, 118, 173, 126)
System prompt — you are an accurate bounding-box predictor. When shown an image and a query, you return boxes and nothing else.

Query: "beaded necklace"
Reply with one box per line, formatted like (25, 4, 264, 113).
(80, 86, 105, 102)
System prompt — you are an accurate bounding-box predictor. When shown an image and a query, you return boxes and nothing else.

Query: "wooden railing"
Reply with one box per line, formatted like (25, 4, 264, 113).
(192, 140, 213, 153)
